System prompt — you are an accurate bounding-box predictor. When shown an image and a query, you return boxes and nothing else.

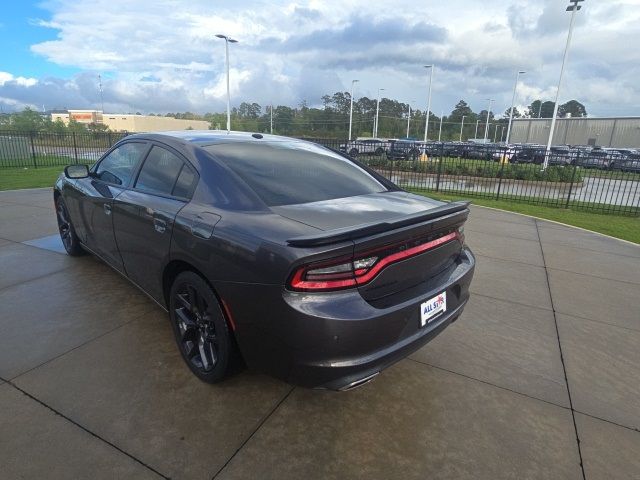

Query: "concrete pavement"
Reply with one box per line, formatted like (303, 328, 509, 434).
(0, 188, 638, 479)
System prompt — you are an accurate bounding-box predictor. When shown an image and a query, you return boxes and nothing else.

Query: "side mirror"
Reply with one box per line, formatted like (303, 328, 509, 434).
(64, 164, 90, 179)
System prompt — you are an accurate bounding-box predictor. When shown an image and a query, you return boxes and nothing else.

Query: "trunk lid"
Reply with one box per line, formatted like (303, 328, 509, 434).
(282, 192, 469, 305)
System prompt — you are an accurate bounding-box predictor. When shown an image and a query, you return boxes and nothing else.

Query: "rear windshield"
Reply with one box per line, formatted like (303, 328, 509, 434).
(205, 142, 387, 206)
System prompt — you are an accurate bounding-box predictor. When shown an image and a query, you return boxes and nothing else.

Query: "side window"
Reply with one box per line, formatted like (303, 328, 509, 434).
(135, 146, 185, 196)
(95, 142, 147, 186)
(172, 165, 197, 198)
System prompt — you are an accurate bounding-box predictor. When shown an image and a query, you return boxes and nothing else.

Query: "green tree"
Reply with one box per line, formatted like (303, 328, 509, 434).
(10, 107, 45, 131)
(559, 100, 587, 118)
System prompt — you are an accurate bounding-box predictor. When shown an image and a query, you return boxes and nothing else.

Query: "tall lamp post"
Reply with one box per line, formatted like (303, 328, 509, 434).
(483, 99, 494, 142)
(459, 115, 466, 142)
(423, 65, 434, 142)
(438, 112, 443, 141)
(506, 70, 526, 144)
(374, 88, 384, 138)
(406, 101, 415, 138)
(215, 34, 238, 133)
(348, 79, 359, 140)
(544, 0, 584, 169)
(474, 119, 480, 139)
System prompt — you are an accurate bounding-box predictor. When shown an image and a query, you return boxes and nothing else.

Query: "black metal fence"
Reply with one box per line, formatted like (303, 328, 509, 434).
(307, 138, 640, 216)
(1, 131, 638, 216)
(0, 130, 129, 168)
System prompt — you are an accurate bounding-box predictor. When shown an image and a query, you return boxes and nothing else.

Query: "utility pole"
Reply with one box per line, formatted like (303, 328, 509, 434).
(483, 99, 494, 143)
(215, 34, 238, 133)
(423, 65, 434, 142)
(348, 79, 359, 140)
(459, 115, 466, 142)
(506, 70, 526, 144)
(543, 0, 584, 169)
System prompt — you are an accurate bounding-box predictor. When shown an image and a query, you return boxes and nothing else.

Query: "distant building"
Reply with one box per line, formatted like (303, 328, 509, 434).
(50, 110, 210, 132)
(510, 117, 640, 148)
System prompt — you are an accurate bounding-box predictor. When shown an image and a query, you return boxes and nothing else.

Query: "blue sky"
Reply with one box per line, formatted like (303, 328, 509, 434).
(1, 0, 639, 117)
(0, 2, 78, 78)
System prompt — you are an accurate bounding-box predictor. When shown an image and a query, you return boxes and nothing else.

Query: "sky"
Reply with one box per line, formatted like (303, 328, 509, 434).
(0, 0, 639, 118)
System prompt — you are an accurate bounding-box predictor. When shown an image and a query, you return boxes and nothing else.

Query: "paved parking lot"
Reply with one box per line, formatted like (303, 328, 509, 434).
(1, 187, 639, 480)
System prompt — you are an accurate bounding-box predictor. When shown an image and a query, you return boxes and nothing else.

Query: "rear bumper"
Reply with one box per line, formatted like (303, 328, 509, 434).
(217, 248, 475, 390)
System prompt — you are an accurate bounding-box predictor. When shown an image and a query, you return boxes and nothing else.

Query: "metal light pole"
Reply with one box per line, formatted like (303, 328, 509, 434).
(348, 79, 359, 140)
(506, 70, 526, 144)
(270, 103, 273, 134)
(474, 119, 480, 139)
(438, 112, 444, 141)
(493, 124, 498, 143)
(543, 0, 583, 169)
(215, 34, 238, 133)
(374, 88, 384, 138)
(483, 99, 494, 142)
(423, 65, 434, 142)
(406, 103, 412, 138)
(459, 115, 466, 142)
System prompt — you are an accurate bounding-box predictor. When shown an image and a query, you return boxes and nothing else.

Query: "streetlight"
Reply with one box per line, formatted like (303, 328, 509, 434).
(348, 79, 359, 140)
(438, 112, 444, 141)
(406, 101, 415, 138)
(483, 99, 494, 142)
(506, 70, 526, 144)
(215, 34, 238, 133)
(423, 65, 434, 142)
(474, 119, 480, 139)
(270, 103, 273, 134)
(374, 88, 384, 138)
(543, 0, 584, 169)
(493, 124, 499, 143)
(459, 115, 466, 142)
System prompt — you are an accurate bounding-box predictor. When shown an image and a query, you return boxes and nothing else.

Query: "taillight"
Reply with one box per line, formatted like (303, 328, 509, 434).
(288, 230, 461, 292)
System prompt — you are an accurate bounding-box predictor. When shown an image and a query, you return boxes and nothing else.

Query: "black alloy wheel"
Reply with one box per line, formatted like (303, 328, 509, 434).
(169, 271, 235, 383)
(349, 148, 359, 157)
(55, 197, 83, 256)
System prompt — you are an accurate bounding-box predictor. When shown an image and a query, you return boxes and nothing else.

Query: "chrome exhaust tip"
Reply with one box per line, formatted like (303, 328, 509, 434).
(338, 372, 380, 391)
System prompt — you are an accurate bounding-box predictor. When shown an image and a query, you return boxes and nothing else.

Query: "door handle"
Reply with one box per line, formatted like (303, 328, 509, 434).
(103, 203, 112, 215)
(153, 218, 167, 234)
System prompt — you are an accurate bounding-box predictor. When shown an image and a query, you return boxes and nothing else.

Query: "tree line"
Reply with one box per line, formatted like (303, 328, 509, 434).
(0, 95, 587, 141)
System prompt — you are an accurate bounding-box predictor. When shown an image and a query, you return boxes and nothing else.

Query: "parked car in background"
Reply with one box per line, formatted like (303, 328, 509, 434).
(510, 146, 545, 164)
(386, 139, 425, 160)
(54, 131, 475, 390)
(576, 147, 613, 169)
(611, 152, 640, 172)
(461, 143, 495, 160)
(340, 138, 387, 157)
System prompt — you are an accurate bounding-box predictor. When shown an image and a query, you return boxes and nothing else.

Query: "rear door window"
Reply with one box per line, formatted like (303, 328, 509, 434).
(206, 142, 386, 206)
(135, 146, 185, 196)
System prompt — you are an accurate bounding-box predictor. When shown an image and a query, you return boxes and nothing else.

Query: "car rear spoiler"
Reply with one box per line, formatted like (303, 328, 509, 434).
(287, 201, 470, 247)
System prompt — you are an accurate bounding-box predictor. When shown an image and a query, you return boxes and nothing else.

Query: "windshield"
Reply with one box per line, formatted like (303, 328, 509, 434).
(205, 141, 387, 207)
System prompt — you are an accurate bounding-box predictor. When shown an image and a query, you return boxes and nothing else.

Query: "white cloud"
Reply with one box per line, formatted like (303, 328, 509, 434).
(0, 0, 637, 117)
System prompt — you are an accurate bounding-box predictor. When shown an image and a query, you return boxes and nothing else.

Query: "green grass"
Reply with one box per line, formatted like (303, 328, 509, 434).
(415, 191, 640, 244)
(0, 166, 63, 190)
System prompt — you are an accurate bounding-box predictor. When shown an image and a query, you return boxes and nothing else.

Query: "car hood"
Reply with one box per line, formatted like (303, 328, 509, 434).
(270, 191, 444, 231)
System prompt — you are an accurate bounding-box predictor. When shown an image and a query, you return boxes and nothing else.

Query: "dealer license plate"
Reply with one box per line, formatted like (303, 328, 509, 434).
(420, 292, 447, 326)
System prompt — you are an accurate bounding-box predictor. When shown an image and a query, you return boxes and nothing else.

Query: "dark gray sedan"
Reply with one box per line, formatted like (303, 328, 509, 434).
(54, 131, 475, 390)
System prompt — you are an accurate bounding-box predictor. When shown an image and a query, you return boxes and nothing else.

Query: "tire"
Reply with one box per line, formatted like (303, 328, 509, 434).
(409, 149, 419, 160)
(375, 147, 384, 155)
(55, 196, 84, 256)
(349, 148, 359, 158)
(169, 271, 237, 383)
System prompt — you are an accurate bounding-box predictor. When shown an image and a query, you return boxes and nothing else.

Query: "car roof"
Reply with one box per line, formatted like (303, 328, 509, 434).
(124, 130, 311, 148)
